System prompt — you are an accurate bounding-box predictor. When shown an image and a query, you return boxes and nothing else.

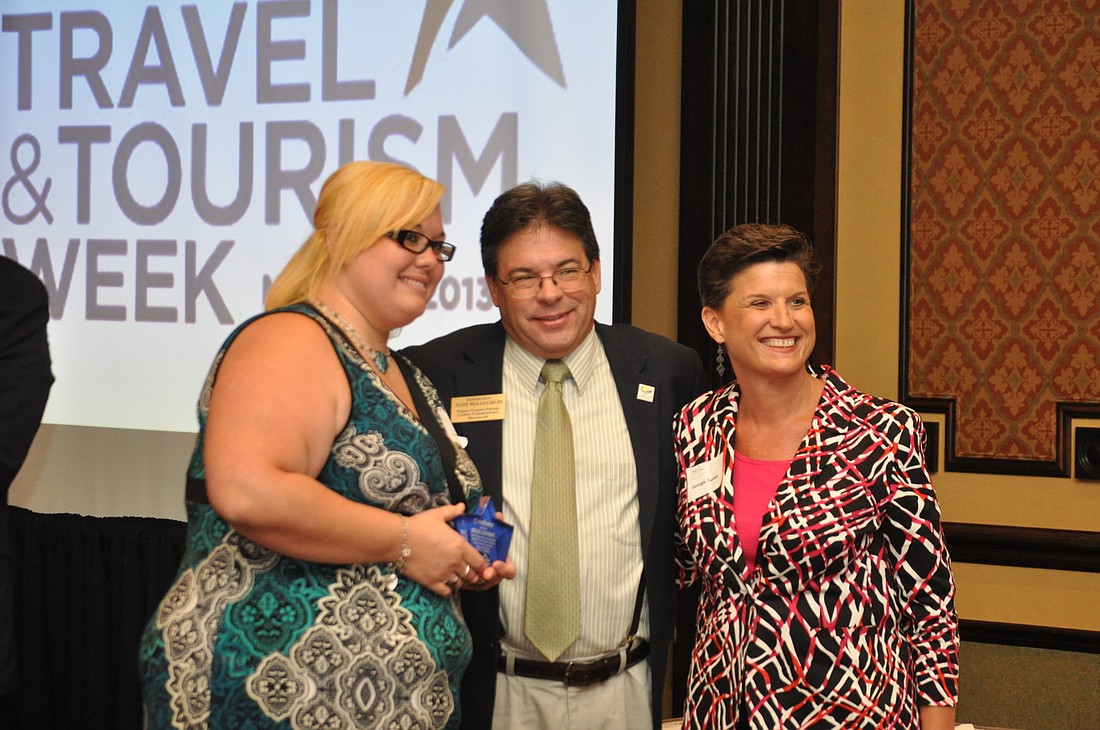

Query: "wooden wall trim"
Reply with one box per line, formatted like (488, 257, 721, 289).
(943, 522, 1100, 573)
(613, 0, 636, 323)
(960, 619, 1100, 655)
(910, 398, 1100, 478)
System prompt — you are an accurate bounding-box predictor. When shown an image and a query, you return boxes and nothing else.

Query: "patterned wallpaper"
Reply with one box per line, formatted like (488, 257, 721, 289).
(907, 0, 1100, 470)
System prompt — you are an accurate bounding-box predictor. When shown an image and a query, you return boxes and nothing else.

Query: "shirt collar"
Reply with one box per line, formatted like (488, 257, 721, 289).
(504, 326, 601, 394)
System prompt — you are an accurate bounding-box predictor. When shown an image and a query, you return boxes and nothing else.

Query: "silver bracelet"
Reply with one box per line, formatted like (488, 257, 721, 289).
(393, 515, 411, 573)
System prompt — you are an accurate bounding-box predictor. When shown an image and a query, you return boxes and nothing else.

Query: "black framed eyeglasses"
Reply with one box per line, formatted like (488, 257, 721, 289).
(496, 265, 593, 298)
(389, 229, 456, 262)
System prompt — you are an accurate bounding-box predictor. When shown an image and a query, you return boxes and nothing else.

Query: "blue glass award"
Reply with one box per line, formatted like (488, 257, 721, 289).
(454, 496, 513, 564)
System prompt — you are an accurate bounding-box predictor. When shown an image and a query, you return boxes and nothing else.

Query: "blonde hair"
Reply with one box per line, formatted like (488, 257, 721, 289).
(265, 161, 445, 309)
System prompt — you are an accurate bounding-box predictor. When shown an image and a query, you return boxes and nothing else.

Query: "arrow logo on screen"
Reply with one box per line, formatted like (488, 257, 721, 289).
(405, 0, 567, 95)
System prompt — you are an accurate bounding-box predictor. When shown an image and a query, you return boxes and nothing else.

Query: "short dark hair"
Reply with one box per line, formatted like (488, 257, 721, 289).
(697, 223, 820, 309)
(480, 181, 600, 277)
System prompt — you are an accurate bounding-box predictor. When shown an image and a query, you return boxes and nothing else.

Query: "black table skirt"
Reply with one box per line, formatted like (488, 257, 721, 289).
(4, 507, 185, 730)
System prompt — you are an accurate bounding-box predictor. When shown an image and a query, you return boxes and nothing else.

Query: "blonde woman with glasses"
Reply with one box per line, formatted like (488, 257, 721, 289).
(139, 161, 514, 730)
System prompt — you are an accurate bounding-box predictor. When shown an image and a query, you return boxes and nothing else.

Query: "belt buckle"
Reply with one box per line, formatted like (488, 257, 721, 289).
(562, 659, 577, 687)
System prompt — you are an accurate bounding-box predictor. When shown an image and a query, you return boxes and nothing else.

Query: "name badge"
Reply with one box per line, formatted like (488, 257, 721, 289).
(451, 393, 506, 423)
(685, 456, 723, 501)
(636, 383, 655, 402)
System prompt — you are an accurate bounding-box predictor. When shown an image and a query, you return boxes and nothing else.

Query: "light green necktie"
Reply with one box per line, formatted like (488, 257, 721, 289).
(525, 359, 581, 661)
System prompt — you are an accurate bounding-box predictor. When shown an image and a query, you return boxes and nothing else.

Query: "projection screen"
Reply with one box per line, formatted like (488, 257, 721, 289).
(1, 0, 622, 434)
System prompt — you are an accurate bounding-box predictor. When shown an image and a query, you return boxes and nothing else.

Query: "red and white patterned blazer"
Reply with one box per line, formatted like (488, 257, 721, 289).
(674, 366, 959, 729)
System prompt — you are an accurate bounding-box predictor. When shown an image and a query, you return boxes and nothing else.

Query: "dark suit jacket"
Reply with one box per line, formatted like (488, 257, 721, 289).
(404, 321, 708, 730)
(0, 257, 53, 694)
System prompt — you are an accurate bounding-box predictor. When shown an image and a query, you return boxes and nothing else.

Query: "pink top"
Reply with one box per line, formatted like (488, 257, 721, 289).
(732, 452, 789, 569)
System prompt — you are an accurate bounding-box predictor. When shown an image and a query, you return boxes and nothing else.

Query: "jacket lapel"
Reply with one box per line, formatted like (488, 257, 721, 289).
(597, 324, 660, 554)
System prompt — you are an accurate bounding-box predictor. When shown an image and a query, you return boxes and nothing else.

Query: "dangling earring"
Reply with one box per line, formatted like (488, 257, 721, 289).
(715, 344, 726, 378)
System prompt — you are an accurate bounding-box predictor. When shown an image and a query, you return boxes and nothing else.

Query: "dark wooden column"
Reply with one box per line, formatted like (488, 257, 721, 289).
(678, 0, 839, 385)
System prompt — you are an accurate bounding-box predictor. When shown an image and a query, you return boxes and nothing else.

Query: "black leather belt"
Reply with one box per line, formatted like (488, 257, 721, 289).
(497, 640, 650, 687)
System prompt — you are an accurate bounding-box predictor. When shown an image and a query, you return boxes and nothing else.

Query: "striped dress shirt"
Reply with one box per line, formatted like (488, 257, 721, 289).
(498, 328, 649, 660)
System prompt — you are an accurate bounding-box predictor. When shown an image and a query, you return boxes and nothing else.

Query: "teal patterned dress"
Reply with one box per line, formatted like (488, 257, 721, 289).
(139, 304, 482, 729)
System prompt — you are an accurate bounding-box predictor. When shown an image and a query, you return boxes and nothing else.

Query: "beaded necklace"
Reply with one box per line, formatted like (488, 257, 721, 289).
(310, 300, 391, 373)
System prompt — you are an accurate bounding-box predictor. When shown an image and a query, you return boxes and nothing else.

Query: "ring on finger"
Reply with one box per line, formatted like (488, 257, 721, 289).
(447, 574, 460, 586)
(461, 565, 471, 578)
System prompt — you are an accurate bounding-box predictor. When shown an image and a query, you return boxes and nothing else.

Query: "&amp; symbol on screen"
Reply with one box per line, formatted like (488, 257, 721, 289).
(3, 134, 54, 225)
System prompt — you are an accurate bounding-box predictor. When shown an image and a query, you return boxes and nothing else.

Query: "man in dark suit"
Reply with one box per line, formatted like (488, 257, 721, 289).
(0, 257, 53, 716)
(404, 182, 707, 729)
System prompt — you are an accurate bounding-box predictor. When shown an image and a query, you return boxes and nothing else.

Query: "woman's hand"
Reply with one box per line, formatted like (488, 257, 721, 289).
(466, 558, 517, 590)
(402, 503, 489, 596)
(918, 705, 955, 730)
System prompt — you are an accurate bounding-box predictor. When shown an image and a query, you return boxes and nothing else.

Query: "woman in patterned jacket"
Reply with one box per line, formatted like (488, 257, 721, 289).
(674, 224, 958, 729)
(139, 161, 514, 729)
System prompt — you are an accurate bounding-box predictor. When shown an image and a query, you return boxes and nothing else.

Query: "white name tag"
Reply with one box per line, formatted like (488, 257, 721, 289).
(685, 456, 723, 501)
